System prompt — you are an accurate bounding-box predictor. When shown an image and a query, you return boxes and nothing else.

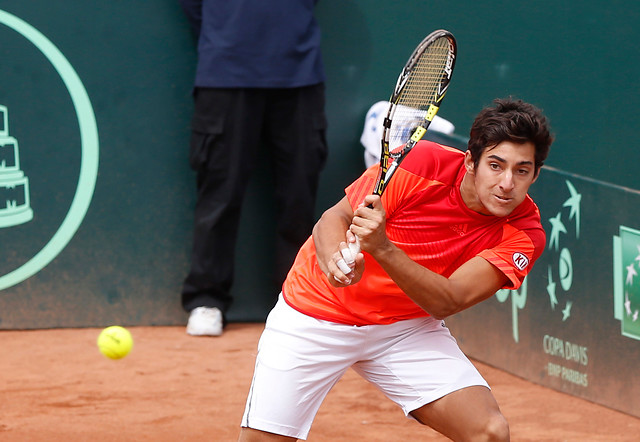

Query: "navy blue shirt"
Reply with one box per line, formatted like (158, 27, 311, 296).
(179, 0, 325, 88)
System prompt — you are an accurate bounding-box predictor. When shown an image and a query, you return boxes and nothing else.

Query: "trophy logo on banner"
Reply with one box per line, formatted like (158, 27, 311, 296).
(0, 105, 33, 228)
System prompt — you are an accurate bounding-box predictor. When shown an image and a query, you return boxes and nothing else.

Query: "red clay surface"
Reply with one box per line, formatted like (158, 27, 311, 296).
(2, 323, 639, 441)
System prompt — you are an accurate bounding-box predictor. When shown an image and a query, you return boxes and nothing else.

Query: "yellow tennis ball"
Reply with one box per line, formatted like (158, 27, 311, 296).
(97, 326, 133, 359)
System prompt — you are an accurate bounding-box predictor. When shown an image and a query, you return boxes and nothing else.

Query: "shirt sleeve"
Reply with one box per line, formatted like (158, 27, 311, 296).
(478, 223, 546, 290)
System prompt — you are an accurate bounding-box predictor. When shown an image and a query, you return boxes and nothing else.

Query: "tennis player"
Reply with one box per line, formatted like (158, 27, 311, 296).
(239, 98, 553, 441)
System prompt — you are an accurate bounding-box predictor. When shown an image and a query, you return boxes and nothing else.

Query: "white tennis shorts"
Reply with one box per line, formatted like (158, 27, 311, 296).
(241, 295, 489, 440)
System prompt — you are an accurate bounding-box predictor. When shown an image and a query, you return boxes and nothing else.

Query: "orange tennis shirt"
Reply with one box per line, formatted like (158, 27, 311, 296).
(282, 141, 546, 326)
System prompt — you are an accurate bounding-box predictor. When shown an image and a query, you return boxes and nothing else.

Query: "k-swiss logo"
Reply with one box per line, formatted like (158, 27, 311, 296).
(512, 252, 529, 271)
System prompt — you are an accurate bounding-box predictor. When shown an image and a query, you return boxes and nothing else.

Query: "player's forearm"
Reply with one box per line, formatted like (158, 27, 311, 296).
(370, 242, 462, 319)
(313, 203, 352, 274)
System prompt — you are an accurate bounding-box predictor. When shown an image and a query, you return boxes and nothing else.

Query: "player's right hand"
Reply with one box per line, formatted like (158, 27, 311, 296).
(350, 195, 389, 255)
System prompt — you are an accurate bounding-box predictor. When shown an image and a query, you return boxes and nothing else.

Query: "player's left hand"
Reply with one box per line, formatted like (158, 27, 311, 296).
(350, 195, 390, 255)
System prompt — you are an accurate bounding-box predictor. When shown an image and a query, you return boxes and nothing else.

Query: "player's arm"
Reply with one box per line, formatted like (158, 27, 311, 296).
(313, 196, 365, 286)
(351, 195, 508, 319)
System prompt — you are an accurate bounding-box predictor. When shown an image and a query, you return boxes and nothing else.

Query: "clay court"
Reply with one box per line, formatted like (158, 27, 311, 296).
(2, 323, 639, 441)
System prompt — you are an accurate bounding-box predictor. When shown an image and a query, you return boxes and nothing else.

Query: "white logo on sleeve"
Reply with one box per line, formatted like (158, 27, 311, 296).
(512, 252, 529, 270)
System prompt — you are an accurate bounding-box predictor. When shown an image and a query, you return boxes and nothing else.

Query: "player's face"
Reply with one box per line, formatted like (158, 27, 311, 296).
(462, 140, 538, 217)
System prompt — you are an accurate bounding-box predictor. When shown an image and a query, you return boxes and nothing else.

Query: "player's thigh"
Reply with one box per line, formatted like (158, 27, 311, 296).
(354, 318, 489, 414)
(411, 386, 509, 442)
(242, 297, 357, 439)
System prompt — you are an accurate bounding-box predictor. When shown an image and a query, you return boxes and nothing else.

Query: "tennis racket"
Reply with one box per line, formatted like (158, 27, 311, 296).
(338, 29, 457, 271)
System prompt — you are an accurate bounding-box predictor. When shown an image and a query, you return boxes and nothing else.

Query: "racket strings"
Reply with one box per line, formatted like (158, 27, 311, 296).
(389, 37, 451, 150)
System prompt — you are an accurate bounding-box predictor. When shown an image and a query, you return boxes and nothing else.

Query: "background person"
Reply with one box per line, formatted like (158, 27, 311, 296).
(178, 0, 329, 336)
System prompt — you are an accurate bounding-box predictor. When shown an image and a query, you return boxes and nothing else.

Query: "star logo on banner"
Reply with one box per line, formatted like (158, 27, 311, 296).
(626, 263, 637, 286)
(548, 212, 567, 252)
(562, 301, 573, 321)
(546, 265, 558, 309)
(546, 180, 582, 322)
(623, 246, 640, 322)
(563, 181, 582, 238)
(624, 292, 632, 316)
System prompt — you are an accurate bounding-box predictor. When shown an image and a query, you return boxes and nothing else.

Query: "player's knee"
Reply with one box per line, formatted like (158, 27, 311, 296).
(480, 412, 510, 442)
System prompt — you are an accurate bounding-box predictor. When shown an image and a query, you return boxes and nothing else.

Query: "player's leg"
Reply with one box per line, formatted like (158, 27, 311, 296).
(264, 84, 328, 290)
(410, 385, 509, 441)
(240, 296, 356, 440)
(353, 317, 508, 442)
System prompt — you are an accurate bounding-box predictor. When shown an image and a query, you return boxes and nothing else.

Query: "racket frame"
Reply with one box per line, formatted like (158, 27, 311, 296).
(373, 29, 457, 196)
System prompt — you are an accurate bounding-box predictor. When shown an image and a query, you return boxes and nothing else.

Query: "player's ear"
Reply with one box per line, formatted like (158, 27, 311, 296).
(464, 151, 475, 175)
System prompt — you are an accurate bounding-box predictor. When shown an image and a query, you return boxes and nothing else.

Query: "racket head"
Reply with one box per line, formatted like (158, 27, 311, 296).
(374, 30, 457, 196)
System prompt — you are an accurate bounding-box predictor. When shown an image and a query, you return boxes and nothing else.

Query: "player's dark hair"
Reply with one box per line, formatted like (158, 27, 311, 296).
(467, 98, 554, 175)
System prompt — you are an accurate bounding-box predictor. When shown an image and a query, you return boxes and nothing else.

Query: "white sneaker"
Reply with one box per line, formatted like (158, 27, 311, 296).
(186, 307, 223, 336)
